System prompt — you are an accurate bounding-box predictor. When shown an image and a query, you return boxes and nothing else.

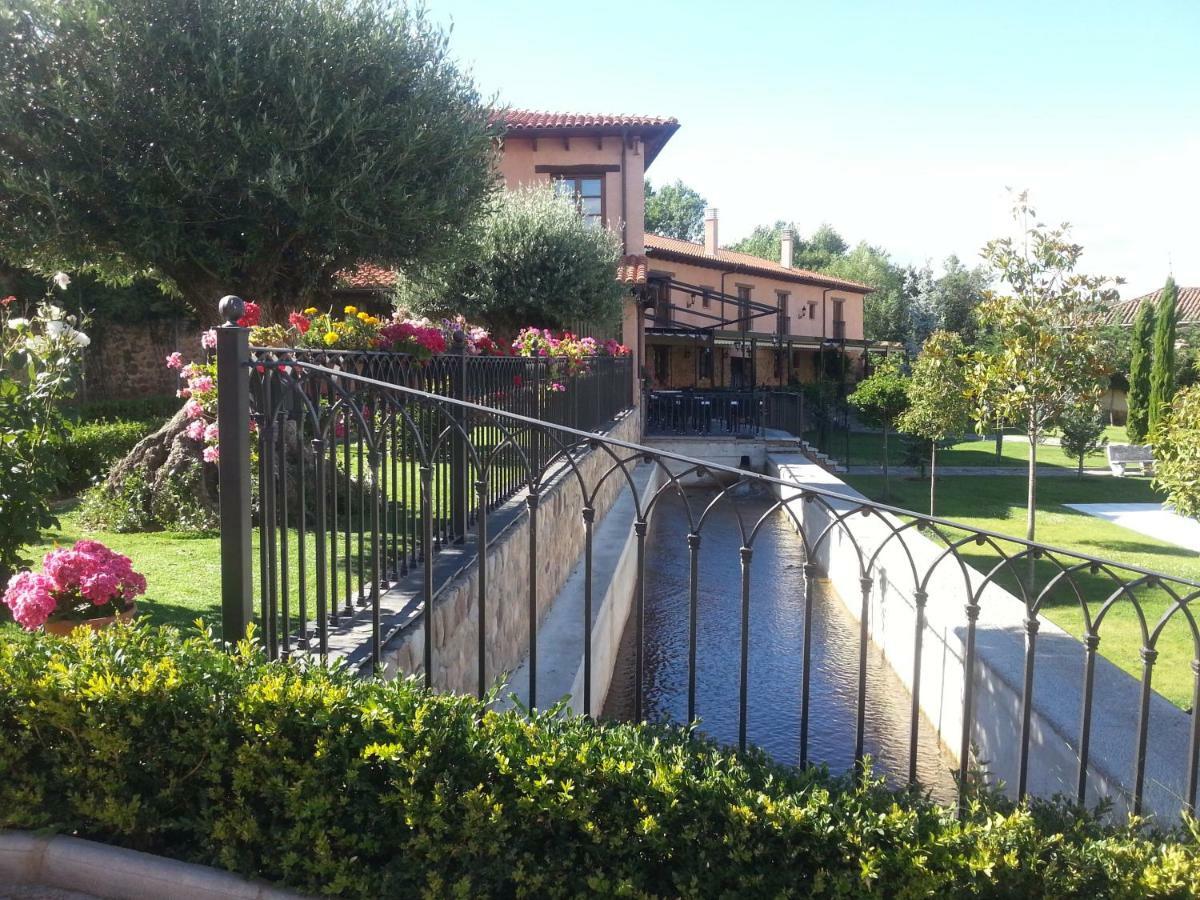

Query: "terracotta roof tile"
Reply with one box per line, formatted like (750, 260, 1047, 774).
(337, 263, 397, 291)
(1108, 286, 1200, 325)
(492, 108, 679, 166)
(643, 234, 872, 293)
(617, 254, 648, 285)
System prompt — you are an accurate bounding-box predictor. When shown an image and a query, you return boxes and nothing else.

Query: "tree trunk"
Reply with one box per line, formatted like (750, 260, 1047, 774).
(930, 441, 937, 517)
(995, 419, 1003, 458)
(883, 423, 890, 502)
(1027, 432, 1037, 542)
(1077, 455, 1084, 478)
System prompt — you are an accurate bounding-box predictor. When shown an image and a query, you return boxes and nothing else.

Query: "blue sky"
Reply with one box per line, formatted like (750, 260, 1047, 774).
(428, 0, 1199, 297)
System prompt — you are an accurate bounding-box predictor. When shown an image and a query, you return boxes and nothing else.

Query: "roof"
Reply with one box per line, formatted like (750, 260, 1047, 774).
(643, 234, 873, 293)
(617, 254, 648, 285)
(337, 263, 397, 292)
(1108, 286, 1200, 325)
(493, 108, 679, 166)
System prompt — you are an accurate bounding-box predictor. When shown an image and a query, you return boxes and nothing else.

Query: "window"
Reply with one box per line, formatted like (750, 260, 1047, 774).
(832, 298, 846, 339)
(654, 345, 670, 384)
(777, 291, 790, 335)
(808, 301, 818, 320)
(701, 287, 713, 309)
(552, 174, 604, 226)
(698, 346, 714, 380)
(737, 285, 752, 332)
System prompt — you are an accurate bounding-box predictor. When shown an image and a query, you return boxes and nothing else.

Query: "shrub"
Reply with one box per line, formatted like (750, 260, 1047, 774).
(2, 624, 1198, 898)
(52, 420, 156, 495)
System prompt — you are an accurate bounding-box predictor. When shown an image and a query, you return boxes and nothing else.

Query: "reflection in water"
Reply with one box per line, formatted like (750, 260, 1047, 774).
(604, 485, 957, 801)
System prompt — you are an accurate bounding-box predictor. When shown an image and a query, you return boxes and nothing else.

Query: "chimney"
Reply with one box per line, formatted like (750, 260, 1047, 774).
(704, 207, 719, 256)
(780, 228, 795, 269)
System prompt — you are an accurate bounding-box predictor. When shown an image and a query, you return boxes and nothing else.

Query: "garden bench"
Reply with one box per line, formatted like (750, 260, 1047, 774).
(1106, 444, 1155, 477)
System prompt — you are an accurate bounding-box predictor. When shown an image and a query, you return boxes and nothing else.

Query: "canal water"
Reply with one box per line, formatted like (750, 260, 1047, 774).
(603, 485, 957, 800)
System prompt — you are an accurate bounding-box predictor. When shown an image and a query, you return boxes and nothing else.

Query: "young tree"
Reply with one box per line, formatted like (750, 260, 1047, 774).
(896, 331, 972, 515)
(1150, 386, 1200, 519)
(1148, 277, 1179, 434)
(847, 355, 910, 501)
(644, 180, 707, 242)
(968, 193, 1115, 544)
(0, 0, 498, 321)
(1125, 298, 1155, 442)
(1057, 403, 1107, 477)
(405, 187, 624, 335)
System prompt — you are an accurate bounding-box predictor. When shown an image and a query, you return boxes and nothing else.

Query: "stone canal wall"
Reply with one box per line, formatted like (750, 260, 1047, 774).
(767, 453, 1192, 821)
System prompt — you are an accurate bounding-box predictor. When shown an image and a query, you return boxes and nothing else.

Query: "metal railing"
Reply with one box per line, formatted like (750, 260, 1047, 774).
(213, 298, 1200, 821)
(644, 389, 806, 439)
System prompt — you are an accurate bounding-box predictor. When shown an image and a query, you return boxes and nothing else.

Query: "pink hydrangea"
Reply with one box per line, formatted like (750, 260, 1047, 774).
(202, 445, 220, 464)
(186, 419, 205, 441)
(200, 329, 218, 350)
(2, 571, 57, 630)
(165, 351, 184, 370)
(184, 399, 205, 419)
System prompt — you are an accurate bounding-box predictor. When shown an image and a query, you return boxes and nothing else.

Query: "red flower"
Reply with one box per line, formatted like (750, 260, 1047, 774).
(288, 311, 311, 334)
(0, 296, 14, 308)
(237, 301, 262, 328)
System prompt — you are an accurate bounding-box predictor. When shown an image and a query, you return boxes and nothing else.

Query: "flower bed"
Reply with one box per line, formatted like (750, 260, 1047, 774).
(2, 623, 1198, 898)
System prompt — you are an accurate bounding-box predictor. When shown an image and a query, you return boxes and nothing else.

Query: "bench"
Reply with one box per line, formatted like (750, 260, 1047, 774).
(1107, 444, 1155, 477)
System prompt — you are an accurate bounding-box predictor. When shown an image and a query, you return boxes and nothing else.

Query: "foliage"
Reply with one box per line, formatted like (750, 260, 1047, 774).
(644, 179, 707, 241)
(826, 242, 909, 343)
(1058, 403, 1108, 477)
(1148, 277, 1179, 434)
(0, 0, 497, 320)
(934, 255, 990, 344)
(80, 465, 219, 534)
(404, 187, 625, 334)
(63, 395, 180, 426)
(967, 192, 1115, 541)
(897, 331, 972, 514)
(729, 222, 849, 271)
(848, 355, 909, 499)
(4, 624, 1200, 898)
(52, 420, 156, 495)
(0, 289, 90, 586)
(2, 540, 146, 629)
(1151, 386, 1200, 520)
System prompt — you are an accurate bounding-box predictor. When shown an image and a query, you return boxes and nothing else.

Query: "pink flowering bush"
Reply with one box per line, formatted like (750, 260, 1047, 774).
(166, 333, 221, 462)
(2, 540, 146, 630)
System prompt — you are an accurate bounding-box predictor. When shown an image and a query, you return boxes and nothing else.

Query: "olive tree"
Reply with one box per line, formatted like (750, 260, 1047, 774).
(897, 331, 972, 515)
(968, 193, 1115, 543)
(405, 187, 625, 335)
(0, 0, 498, 321)
(1151, 386, 1200, 519)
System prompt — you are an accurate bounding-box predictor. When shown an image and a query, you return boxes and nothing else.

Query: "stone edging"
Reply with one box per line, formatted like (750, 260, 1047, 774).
(0, 831, 312, 900)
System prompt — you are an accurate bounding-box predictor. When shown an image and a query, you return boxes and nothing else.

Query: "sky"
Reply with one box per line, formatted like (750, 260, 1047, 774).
(427, 0, 1199, 298)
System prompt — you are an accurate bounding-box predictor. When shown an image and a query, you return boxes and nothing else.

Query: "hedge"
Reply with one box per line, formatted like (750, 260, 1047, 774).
(51, 419, 156, 495)
(2, 624, 1199, 898)
(63, 394, 179, 426)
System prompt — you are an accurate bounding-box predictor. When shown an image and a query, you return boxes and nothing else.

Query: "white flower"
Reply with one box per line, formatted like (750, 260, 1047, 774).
(69, 328, 91, 347)
(45, 320, 66, 338)
(52, 272, 71, 290)
(7, 317, 29, 330)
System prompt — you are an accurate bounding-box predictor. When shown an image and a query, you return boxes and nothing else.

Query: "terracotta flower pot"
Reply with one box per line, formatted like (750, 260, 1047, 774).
(43, 603, 137, 636)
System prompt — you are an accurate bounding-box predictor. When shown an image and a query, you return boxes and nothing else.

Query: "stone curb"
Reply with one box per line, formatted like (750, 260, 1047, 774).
(0, 831, 312, 900)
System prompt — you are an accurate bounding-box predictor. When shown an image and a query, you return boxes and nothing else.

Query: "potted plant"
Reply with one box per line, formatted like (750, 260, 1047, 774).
(2, 540, 146, 633)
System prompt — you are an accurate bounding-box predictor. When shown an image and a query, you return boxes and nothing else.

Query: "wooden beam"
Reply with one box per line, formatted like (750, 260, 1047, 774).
(533, 164, 621, 174)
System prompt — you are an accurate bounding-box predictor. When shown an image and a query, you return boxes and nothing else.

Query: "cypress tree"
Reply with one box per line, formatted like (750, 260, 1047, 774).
(1148, 277, 1179, 434)
(1126, 297, 1155, 442)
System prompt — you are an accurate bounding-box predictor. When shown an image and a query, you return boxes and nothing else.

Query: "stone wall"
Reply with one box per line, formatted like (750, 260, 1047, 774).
(380, 411, 641, 696)
(78, 318, 203, 403)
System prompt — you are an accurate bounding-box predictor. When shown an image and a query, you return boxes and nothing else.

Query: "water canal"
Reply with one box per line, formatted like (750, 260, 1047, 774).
(603, 485, 958, 801)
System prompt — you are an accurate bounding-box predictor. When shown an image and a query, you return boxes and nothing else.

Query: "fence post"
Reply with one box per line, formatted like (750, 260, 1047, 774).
(449, 330, 469, 543)
(215, 295, 254, 643)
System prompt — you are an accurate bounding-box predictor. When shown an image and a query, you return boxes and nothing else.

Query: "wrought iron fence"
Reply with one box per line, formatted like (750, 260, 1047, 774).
(214, 298, 1200, 822)
(644, 389, 806, 439)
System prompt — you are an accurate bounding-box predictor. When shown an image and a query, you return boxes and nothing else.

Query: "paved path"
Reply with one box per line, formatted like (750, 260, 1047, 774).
(0, 886, 97, 899)
(845, 465, 1112, 477)
(1064, 503, 1200, 553)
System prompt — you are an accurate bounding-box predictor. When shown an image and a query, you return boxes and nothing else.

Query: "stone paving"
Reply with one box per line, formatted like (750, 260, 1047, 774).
(1064, 502, 1200, 553)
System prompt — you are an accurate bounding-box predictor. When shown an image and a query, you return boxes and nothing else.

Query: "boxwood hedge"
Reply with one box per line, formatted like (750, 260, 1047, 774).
(1, 623, 1198, 898)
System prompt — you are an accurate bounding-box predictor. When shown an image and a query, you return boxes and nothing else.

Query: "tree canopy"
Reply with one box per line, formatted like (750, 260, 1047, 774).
(403, 187, 624, 335)
(0, 0, 498, 320)
(1126, 298, 1155, 442)
(644, 180, 707, 242)
(1148, 277, 1179, 434)
(1151, 386, 1200, 520)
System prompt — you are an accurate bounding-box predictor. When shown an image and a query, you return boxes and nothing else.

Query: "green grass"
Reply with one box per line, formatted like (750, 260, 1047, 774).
(846, 473, 1199, 708)
(810, 430, 1119, 470)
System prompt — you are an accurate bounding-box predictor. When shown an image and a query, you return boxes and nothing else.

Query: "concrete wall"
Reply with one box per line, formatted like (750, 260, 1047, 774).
(767, 454, 1194, 821)
(379, 411, 641, 696)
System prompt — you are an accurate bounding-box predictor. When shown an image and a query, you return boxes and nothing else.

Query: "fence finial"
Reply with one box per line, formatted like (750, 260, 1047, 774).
(218, 295, 245, 326)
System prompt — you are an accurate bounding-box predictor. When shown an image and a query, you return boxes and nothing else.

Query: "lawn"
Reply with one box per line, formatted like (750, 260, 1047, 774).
(845, 472, 1199, 708)
(808, 429, 1122, 470)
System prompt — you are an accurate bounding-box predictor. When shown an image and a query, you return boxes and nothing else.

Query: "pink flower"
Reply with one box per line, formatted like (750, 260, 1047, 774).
(203, 422, 219, 443)
(184, 399, 205, 419)
(550, 381, 566, 392)
(2, 571, 58, 630)
(189, 375, 214, 393)
(200, 329, 218, 350)
(202, 445, 220, 464)
(186, 419, 205, 441)
(176, 388, 191, 399)
(288, 311, 311, 334)
(165, 351, 184, 370)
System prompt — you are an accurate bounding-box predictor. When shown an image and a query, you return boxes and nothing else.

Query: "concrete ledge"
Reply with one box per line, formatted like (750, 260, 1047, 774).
(0, 831, 310, 900)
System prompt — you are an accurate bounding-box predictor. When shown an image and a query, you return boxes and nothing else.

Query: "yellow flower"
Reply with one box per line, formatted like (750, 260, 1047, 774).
(323, 331, 340, 345)
(344, 305, 358, 315)
(303, 307, 318, 316)
(357, 311, 370, 322)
